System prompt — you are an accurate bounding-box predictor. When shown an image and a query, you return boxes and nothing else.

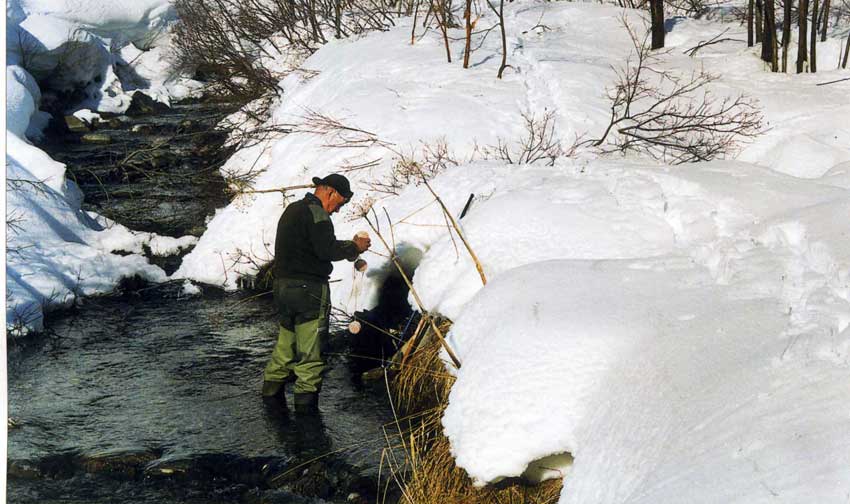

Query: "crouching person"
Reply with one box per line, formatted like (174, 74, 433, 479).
(262, 174, 371, 412)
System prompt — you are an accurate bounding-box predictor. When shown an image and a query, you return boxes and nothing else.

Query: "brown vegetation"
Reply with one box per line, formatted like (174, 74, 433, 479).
(383, 334, 563, 504)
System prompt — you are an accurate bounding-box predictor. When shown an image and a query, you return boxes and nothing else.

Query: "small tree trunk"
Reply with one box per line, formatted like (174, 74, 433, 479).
(843, 30, 850, 68)
(334, 0, 341, 39)
(761, 0, 777, 70)
(797, 0, 809, 72)
(748, 0, 754, 46)
(810, 0, 819, 71)
(820, 0, 830, 42)
(755, 0, 763, 43)
(463, 0, 472, 68)
(411, 0, 420, 44)
(432, 0, 452, 63)
(650, 0, 665, 49)
(497, 0, 507, 78)
(782, 0, 791, 72)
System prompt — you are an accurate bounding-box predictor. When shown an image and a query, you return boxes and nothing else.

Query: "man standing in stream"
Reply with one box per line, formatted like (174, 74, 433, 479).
(262, 173, 371, 412)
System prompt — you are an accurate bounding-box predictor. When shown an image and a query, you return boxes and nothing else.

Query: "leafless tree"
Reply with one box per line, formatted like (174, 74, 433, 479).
(782, 0, 792, 71)
(747, 0, 756, 47)
(650, 0, 665, 49)
(797, 0, 809, 72)
(588, 19, 763, 164)
(485, 0, 508, 78)
(431, 0, 453, 62)
(762, 0, 778, 70)
(844, 33, 850, 67)
(810, 0, 819, 71)
(463, 0, 473, 67)
(820, 0, 831, 41)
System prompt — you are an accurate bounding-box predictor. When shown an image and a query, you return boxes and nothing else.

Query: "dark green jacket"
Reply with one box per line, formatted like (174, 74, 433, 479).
(274, 193, 359, 282)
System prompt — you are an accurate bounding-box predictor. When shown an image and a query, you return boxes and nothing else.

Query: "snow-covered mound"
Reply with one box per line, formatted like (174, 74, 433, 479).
(5, 129, 178, 334)
(441, 189, 850, 494)
(7, 0, 201, 113)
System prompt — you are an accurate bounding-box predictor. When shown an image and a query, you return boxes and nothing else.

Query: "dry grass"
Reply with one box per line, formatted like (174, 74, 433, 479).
(381, 322, 563, 504)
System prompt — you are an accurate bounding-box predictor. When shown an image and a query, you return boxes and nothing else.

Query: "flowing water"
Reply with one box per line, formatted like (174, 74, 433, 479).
(6, 101, 400, 503)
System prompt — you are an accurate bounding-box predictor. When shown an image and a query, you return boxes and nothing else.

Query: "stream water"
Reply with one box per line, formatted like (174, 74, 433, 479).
(6, 101, 400, 504)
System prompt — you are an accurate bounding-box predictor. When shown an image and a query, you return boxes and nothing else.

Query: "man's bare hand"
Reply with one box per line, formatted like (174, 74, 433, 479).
(353, 231, 371, 253)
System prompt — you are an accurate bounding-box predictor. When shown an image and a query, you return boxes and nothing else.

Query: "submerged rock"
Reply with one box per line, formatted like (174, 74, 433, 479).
(80, 450, 159, 478)
(131, 124, 154, 134)
(126, 91, 171, 116)
(80, 133, 112, 144)
(177, 119, 195, 133)
(7, 459, 41, 479)
(64, 115, 90, 133)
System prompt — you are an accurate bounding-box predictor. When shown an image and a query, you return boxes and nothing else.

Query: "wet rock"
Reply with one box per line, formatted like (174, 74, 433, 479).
(187, 225, 208, 237)
(81, 133, 112, 145)
(259, 488, 316, 504)
(126, 91, 171, 116)
(347, 492, 368, 504)
(107, 118, 124, 129)
(64, 115, 90, 133)
(150, 151, 176, 169)
(144, 458, 193, 478)
(79, 450, 159, 478)
(7, 460, 41, 479)
(177, 119, 195, 133)
(270, 461, 333, 499)
(38, 453, 78, 479)
(194, 143, 218, 157)
(131, 124, 154, 135)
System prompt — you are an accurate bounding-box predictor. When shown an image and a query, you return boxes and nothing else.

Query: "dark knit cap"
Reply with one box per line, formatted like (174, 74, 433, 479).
(312, 173, 353, 199)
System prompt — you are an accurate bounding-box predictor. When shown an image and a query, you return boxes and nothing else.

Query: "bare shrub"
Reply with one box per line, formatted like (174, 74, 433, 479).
(173, 0, 287, 101)
(292, 108, 392, 149)
(173, 0, 404, 102)
(370, 139, 459, 195)
(482, 110, 582, 166)
(588, 18, 763, 164)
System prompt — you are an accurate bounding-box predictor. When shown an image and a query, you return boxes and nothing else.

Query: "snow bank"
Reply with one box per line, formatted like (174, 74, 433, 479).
(5, 135, 170, 335)
(5, 0, 202, 335)
(7, 0, 201, 113)
(441, 259, 717, 484)
(559, 212, 850, 503)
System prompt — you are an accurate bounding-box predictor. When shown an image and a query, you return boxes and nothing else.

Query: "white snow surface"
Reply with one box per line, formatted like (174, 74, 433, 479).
(9, 0, 850, 501)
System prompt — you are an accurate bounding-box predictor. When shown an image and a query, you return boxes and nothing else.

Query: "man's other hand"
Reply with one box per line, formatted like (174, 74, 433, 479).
(353, 231, 371, 253)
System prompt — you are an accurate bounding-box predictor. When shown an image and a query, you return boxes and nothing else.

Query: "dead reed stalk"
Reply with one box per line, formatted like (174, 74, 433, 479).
(364, 210, 463, 369)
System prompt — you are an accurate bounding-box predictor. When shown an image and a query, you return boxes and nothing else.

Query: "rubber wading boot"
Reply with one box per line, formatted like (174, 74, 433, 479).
(262, 381, 287, 409)
(293, 392, 319, 413)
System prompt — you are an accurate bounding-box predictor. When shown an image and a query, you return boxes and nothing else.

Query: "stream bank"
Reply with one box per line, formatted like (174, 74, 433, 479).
(7, 98, 402, 504)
